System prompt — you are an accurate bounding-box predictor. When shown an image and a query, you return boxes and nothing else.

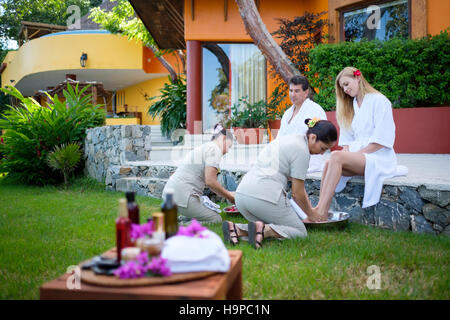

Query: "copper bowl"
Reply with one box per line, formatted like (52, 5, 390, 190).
(303, 211, 350, 230)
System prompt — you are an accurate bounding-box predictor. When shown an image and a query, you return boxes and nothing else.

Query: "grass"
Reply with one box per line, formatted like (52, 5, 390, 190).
(0, 176, 449, 299)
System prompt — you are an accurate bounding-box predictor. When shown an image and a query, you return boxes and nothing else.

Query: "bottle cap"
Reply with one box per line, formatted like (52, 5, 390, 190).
(152, 212, 164, 232)
(125, 191, 135, 202)
(118, 198, 128, 218)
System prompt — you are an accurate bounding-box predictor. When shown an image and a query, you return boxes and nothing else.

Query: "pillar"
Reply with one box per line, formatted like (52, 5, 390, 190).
(186, 40, 202, 134)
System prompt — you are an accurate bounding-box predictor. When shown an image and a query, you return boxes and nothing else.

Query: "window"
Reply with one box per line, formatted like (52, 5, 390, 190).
(342, 0, 410, 42)
(202, 43, 266, 132)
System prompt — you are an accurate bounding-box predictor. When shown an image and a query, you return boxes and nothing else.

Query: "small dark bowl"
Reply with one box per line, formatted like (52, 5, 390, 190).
(224, 205, 240, 216)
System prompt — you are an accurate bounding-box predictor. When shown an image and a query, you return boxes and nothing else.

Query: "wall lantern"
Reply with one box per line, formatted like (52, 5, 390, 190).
(80, 52, 88, 68)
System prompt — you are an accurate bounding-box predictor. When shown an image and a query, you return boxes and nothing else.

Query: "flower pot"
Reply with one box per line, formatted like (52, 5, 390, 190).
(233, 128, 266, 144)
(268, 119, 281, 140)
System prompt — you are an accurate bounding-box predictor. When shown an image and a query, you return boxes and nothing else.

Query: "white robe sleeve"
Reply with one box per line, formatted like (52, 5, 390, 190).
(338, 126, 354, 147)
(368, 95, 395, 149)
(277, 110, 289, 138)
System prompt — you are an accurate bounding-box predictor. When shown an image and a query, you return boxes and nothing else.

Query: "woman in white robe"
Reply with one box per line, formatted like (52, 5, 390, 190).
(314, 67, 403, 220)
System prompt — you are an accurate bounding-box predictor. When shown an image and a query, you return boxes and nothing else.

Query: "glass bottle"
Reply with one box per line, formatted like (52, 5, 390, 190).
(152, 212, 166, 241)
(161, 189, 178, 238)
(126, 191, 140, 224)
(116, 198, 131, 263)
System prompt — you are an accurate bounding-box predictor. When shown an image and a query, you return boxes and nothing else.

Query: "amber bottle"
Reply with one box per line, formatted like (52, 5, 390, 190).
(161, 189, 178, 238)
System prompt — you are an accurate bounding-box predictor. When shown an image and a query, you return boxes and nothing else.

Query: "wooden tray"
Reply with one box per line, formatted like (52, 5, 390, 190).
(80, 248, 217, 287)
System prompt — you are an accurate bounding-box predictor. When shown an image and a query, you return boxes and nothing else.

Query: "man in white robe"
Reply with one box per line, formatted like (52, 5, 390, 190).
(277, 75, 327, 172)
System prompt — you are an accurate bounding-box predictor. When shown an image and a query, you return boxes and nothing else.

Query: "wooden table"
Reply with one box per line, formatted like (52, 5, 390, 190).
(40, 250, 242, 300)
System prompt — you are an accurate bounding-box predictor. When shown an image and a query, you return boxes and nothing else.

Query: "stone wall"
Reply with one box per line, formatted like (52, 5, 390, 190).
(106, 162, 450, 236)
(84, 125, 152, 182)
(84, 125, 450, 236)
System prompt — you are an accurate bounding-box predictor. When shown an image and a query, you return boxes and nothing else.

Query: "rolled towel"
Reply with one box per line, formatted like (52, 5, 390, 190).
(201, 195, 222, 213)
(161, 230, 230, 273)
(289, 198, 308, 220)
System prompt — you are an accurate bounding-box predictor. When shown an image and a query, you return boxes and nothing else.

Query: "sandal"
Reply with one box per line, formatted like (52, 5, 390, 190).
(248, 221, 265, 249)
(222, 221, 239, 246)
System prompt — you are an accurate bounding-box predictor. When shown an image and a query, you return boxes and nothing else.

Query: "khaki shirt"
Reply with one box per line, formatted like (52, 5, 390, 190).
(162, 141, 223, 207)
(236, 135, 310, 204)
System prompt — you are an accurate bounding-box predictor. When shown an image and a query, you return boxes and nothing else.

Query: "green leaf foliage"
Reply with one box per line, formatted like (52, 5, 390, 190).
(46, 143, 82, 186)
(0, 84, 105, 185)
(307, 30, 450, 111)
(147, 76, 186, 138)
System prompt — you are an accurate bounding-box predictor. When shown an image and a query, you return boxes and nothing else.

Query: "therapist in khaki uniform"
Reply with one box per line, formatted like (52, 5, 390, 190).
(162, 124, 235, 224)
(222, 119, 337, 249)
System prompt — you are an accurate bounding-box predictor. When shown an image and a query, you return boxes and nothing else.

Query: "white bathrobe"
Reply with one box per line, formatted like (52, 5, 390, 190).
(277, 98, 327, 172)
(336, 93, 402, 208)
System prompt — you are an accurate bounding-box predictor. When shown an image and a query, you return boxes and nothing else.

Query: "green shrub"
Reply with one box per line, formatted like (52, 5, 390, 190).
(46, 143, 82, 187)
(0, 84, 105, 185)
(307, 30, 450, 110)
(147, 76, 186, 139)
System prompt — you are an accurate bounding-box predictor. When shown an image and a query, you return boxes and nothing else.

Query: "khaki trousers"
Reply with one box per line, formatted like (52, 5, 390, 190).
(178, 195, 222, 224)
(235, 192, 307, 239)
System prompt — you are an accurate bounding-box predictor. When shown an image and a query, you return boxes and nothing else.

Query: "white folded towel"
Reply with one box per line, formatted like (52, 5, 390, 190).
(161, 230, 231, 273)
(289, 198, 308, 220)
(201, 195, 222, 213)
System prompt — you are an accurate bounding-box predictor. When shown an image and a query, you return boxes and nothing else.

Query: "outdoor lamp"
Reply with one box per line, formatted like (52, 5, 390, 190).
(80, 52, 88, 68)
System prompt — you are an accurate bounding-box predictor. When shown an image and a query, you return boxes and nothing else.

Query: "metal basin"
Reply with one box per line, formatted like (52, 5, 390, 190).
(303, 211, 350, 230)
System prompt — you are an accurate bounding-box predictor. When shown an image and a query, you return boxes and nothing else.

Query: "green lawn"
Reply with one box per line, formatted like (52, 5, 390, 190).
(0, 176, 449, 300)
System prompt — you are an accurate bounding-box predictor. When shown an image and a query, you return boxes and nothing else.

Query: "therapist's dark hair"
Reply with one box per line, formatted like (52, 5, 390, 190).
(211, 123, 234, 141)
(304, 119, 337, 144)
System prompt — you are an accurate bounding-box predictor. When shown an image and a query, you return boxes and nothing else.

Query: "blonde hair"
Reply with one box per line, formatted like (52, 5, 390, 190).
(335, 67, 380, 129)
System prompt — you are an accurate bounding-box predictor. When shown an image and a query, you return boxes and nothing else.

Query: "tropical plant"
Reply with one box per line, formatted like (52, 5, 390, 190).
(46, 143, 82, 187)
(147, 76, 186, 139)
(0, 84, 105, 184)
(226, 97, 270, 129)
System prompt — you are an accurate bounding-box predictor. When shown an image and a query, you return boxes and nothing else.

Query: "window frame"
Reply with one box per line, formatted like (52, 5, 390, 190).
(339, 0, 412, 42)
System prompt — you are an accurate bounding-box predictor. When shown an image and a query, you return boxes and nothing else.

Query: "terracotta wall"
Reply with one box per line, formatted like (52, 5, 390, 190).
(184, 0, 328, 42)
(326, 107, 450, 154)
(427, 0, 450, 36)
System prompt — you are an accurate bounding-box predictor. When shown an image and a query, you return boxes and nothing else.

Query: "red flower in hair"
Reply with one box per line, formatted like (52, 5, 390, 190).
(353, 69, 361, 77)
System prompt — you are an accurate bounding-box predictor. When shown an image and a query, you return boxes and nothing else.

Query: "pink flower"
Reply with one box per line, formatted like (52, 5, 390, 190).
(353, 69, 361, 77)
(136, 251, 149, 265)
(114, 261, 146, 279)
(146, 257, 172, 277)
(130, 221, 154, 240)
(176, 219, 208, 238)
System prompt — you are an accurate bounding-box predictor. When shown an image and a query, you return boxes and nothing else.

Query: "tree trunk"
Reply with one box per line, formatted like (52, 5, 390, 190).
(234, 0, 301, 84)
(147, 45, 179, 82)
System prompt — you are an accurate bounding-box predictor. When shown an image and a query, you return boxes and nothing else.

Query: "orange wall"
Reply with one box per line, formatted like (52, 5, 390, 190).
(427, 0, 450, 35)
(185, 0, 328, 42)
(142, 47, 183, 74)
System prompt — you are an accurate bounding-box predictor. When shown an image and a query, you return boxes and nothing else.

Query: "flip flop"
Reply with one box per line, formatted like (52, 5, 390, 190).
(222, 221, 239, 246)
(248, 221, 265, 249)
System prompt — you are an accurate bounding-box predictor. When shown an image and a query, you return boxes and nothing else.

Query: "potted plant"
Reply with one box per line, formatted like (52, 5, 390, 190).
(266, 85, 288, 140)
(226, 97, 270, 144)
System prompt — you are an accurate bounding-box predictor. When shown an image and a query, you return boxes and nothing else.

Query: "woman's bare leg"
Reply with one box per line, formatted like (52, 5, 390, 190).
(316, 151, 366, 217)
